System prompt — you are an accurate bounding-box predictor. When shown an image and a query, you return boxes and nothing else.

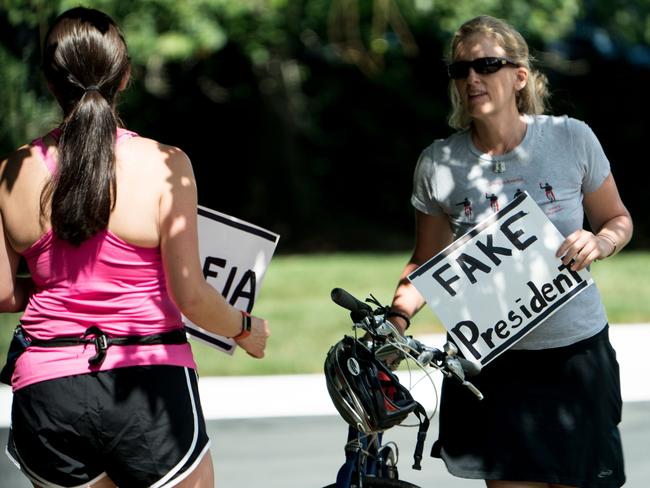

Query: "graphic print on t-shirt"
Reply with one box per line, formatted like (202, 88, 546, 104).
(456, 198, 473, 220)
(539, 182, 556, 202)
(485, 193, 499, 212)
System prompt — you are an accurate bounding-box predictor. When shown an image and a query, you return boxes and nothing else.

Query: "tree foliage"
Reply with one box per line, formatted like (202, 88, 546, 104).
(1, 0, 648, 249)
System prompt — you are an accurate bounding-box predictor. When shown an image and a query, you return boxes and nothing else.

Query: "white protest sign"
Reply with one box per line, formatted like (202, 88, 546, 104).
(408, 192, 592, 366)
(183, 206, 280, 354)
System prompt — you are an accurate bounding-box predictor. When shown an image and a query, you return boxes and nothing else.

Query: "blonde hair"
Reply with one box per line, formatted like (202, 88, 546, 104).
(447, 15, 549, 130)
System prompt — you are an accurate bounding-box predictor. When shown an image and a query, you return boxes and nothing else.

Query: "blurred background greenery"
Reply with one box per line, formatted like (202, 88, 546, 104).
(1, 1, 649, 376)
(2, 0, 649, 251)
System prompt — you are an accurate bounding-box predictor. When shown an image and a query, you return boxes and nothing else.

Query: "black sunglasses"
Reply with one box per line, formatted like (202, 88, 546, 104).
(447, 57, 519, 79)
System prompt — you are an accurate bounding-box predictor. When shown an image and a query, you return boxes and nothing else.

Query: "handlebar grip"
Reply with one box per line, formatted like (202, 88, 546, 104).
(457, 357, 482, 377)
(330, 288, 372, 316)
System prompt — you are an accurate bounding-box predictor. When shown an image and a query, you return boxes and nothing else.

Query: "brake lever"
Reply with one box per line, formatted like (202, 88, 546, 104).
(444, 357, 484, 400)
(415, 348, 435, 367)
(463, 381, 484, 400)
(373, 315, 400, 338)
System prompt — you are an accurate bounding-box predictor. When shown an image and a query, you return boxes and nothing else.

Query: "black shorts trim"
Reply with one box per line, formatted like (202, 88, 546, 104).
(7, 365, 210, 488)
(5, 446, 108, 488)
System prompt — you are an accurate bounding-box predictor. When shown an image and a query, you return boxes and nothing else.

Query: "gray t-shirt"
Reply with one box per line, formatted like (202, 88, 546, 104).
(411, 114, 610, 349)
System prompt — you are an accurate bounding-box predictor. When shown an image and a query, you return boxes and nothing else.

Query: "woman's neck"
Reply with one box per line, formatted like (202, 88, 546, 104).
(471, 113, 527, 156)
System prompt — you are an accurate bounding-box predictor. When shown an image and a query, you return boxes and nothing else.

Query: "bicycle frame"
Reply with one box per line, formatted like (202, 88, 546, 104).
(335, 427, 398, 487)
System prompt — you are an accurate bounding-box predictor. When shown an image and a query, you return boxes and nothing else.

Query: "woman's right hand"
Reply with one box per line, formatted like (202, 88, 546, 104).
(235, 315, 270, 359)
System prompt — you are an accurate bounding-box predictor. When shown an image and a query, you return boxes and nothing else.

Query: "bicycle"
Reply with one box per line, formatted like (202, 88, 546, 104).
(322, 288, 483, 488)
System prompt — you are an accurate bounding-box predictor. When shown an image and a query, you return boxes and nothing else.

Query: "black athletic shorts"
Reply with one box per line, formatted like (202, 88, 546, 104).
(7, 365, 210, 488)
(431, 325, 625, 487)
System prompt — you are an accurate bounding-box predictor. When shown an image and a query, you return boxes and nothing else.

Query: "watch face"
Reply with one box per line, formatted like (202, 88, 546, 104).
(347, 357, 361, 376)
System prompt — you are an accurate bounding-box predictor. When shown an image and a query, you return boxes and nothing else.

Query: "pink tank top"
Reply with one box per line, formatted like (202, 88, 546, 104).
(12, 128, 196, 391)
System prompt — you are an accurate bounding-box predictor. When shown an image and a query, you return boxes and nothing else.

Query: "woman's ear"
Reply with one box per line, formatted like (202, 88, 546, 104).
(118, 64, 131, 92)
(515, 66, 528, 91)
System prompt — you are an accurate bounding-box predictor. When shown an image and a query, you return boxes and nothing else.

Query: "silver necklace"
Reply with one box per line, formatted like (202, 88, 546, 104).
(493, 161, 506, 174)
(473, 122, 525, 174)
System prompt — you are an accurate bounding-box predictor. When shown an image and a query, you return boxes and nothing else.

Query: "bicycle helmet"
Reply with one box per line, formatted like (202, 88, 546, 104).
(324, 335, 420, 433)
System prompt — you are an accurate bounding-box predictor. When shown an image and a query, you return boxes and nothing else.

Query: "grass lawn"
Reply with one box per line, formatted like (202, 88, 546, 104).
(1, 251, 648, 377)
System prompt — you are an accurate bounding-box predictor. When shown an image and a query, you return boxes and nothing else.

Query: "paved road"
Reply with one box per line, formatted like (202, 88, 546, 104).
(1, 402, 647, 487)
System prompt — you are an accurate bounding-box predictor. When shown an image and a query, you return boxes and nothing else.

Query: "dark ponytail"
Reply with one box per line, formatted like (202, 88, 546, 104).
(40, 7, 130, 246)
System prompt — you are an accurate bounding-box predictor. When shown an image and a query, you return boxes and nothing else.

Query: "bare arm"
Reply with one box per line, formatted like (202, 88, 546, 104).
(556, 172, 633, 271)
(389, 210, 453, 333)
(0, 213, 33, 312)
(159, 148, 269, 357)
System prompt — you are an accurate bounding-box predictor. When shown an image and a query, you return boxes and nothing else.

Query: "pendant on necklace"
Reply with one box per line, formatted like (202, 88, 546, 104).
(493, 161, 506, 174)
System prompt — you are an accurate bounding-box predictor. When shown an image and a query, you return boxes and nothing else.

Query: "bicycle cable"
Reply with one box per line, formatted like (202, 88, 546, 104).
(375, 338, 440, 426)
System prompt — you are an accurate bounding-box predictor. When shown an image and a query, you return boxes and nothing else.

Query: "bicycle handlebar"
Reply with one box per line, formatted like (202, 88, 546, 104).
(331, 287, 373, 321)
(331, 288, 483, 400)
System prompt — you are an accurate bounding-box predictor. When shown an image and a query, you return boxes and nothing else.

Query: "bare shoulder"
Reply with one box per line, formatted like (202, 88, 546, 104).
(1, 143, 40, 173)
(0, 144, 47, 195)
(117, 136, 194, 177)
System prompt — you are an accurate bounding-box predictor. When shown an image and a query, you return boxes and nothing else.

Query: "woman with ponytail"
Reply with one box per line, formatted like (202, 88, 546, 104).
(388, 15, 631, 488)
(0, 7, 269, 487)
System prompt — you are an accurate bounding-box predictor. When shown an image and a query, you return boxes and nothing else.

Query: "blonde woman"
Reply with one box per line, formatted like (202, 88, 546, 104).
(388, 15, 632, 488)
